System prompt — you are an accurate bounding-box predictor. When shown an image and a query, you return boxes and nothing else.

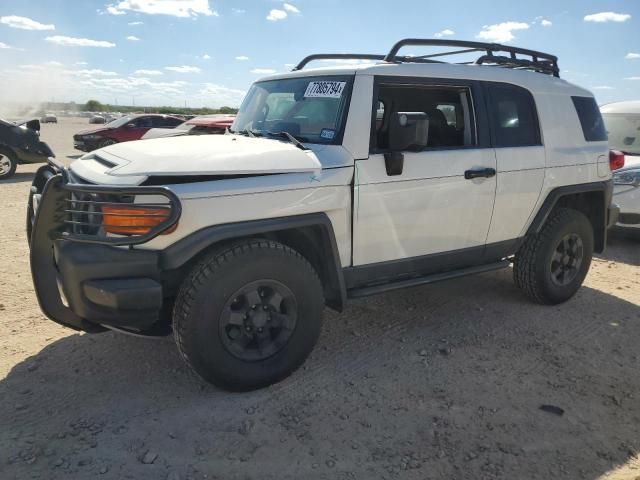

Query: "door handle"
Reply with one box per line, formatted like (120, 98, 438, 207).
(464, 168, 496, 180)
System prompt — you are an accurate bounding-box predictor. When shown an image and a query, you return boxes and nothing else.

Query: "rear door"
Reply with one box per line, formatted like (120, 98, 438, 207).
(353, 77, 497, 268)
(484, 83, 546, 247)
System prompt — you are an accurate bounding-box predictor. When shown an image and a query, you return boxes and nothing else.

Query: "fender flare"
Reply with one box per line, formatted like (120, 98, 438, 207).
(160, 213, 347, 311)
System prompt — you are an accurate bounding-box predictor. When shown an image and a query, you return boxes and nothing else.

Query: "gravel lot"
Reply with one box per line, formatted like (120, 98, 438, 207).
(1, 118, 640, 480)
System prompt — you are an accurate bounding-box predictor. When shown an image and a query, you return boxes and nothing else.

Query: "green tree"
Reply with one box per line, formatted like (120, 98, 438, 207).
(84, 100, 103, 112)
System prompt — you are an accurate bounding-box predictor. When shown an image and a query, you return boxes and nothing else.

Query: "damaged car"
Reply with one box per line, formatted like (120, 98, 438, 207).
(0, 118, 55, 180)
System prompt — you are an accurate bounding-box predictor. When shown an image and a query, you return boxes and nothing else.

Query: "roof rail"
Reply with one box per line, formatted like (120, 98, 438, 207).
(384, 39, 560, 77)
(292, 39, 560, 77)
(292, 54, 386, 71)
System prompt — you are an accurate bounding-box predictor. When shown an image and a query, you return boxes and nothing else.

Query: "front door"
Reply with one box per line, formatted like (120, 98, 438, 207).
(353, 78, 497, 269)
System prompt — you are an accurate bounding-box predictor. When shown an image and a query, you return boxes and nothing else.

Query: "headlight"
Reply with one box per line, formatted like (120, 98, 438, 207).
(613, 168, 640, 187)
(81, 134, 102, 140)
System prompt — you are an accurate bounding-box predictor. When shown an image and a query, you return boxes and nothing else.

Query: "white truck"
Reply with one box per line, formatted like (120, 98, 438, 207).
(28, 39, 621, 391)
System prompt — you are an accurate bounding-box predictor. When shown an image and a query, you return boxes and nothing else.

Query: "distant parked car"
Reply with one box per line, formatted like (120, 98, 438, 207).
(602, 101, 640, 234)
(73, 114, 184, 152)
(142, 115, 236, 140)
(40, 114, 57, 124)
(89, 115, 106, 124)
(0, 118, 55, 180)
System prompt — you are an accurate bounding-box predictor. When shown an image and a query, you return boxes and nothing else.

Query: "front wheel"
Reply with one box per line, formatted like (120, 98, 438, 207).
(0, 149, 17, 180)
(173, 240, 324, 391)
(514, 208, 594, 305)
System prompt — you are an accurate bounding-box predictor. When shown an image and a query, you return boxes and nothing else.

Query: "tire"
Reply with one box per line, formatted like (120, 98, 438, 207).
(99, 139, 116, 149)
(173, 240, 324, 391)
(514, 208, 594, 305)
(0, 149, 17, 180)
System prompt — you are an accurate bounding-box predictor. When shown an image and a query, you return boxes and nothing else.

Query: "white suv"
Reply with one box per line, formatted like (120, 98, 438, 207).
(28, 39, 621, 391)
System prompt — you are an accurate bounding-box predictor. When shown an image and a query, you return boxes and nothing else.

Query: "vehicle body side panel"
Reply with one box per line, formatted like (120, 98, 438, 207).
(141, 167, 354, 266)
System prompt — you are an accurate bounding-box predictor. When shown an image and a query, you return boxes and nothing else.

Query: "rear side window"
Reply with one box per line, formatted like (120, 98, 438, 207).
(488, 85, 541, 147)
(572, 96, 607, 141)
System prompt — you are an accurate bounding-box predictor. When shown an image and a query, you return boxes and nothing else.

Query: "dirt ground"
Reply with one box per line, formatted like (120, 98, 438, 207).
(1, 118, 640, 480)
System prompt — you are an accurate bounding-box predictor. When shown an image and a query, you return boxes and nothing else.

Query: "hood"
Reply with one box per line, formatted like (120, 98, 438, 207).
(71, 134, 322, 181)
(142, 128, 188, 140)
(75, 126, 110, 136)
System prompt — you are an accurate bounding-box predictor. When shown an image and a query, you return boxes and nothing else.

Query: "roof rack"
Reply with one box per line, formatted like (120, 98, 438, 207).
(293, 38, 560, 77)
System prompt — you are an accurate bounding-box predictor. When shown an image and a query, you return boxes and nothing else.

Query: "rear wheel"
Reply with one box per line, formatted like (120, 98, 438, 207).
(0, 149, 17, 180)
(173, 240, 324, 391)
(514, 208, 594, 305)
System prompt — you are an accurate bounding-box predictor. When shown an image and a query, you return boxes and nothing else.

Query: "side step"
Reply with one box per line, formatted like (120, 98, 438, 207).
(347, 260, 510, 299)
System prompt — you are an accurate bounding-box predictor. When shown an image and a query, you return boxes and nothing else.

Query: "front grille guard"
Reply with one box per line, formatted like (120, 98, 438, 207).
(35, 160, 182, 247)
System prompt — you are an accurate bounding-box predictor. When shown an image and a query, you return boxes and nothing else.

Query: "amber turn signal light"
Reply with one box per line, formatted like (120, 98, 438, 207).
(102, 205, 177, 236)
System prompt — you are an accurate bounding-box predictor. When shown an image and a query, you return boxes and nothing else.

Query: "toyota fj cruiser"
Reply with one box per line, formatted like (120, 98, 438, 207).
(28, 39, 621, 391)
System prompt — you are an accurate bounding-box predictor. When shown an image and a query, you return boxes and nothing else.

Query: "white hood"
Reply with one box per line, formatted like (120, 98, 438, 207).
(72, 134, 322, 181)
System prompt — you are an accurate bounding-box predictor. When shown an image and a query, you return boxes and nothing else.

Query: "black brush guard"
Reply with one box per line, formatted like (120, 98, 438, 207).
(28, 162, 181, 332)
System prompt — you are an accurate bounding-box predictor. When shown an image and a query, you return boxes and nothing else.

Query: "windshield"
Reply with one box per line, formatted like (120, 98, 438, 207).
(603, 113, 640, 155)
(231, 75, 353, 144)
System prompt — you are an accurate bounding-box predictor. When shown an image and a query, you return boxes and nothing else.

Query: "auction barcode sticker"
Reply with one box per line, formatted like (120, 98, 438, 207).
(304, 81, 346, 98)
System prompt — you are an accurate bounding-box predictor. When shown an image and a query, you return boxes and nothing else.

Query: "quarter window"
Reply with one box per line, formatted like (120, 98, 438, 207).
(488, 85, 541, 147)
(572, 96, 607, 142)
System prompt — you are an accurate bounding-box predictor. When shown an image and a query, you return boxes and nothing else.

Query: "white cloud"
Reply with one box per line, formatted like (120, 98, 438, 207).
(106, 6, 125, 15)
(541, 19, 552, 27)
(591, 85, 614, 90)
(625, 77, 640, 81)
(128, 21, 143, 25)
(133, 69, 163, 75)
(202, 54, 211, 60)
(625, 53, 640, 60)
(165, 65, 201, 73)
(232, 8, 246, 14)
(45, 36, 116, 48)
(126, 35, 140, 41)
(434, 29, 455, 38)
(75, 61, 89, 66)
(251, 68, 277, 74)
(477, 21, 529, 43)
(584, 12, 631, 23)
(267, 9, 287, 21)
(45, 61, 63, 67)
(72, 69, 119, 77)
(0, 15, 55, 31)
(105, 0, 217, 18)
(0, 41, 14, 49)
(195, 83, 246, 106)
(235, 56, 250, 61)
(283, 3, 300, 14)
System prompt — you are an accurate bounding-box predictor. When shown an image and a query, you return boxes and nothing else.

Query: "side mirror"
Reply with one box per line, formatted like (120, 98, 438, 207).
(384, 112, 429, 176)
(26, 119, 40, 132)
(126, 123, 136, 129)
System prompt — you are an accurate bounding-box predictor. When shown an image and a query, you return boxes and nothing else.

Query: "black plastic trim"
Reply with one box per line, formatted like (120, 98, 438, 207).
(160, 213, 347, 311)
(348, 261, 509, 298)
(527, 180, 613, 253)
(343, 239, 521, 291)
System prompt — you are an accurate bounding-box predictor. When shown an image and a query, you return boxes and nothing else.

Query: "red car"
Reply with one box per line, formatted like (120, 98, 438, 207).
(73, 114, 184, 152)
(141, 115, 237, 140)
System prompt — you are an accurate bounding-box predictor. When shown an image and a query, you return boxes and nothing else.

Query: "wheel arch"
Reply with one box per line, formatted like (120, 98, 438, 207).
(160, 213, 347, 312)
(526, 181, 613, 253)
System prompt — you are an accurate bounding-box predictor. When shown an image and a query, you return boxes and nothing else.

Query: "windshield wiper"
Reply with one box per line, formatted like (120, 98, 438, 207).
(260, 130, 310, 150)
(230, 128, 257, 138)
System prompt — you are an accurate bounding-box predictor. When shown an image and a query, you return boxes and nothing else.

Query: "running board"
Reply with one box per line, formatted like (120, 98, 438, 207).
(347, 260, 510, 298)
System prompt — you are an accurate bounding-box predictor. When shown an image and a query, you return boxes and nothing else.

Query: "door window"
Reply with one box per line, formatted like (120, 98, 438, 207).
(373, 85, 475, 151)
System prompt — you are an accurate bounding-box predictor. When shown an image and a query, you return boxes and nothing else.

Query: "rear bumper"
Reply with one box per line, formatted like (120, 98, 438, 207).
(28, 163, 179, 333)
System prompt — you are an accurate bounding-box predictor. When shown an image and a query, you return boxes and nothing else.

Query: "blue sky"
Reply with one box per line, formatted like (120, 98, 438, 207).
(0, 0, 638, 108)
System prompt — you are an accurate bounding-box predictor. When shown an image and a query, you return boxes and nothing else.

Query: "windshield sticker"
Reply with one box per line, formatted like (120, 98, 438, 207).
(304, 81, 346, 98)
(320, 128, 336, 140)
